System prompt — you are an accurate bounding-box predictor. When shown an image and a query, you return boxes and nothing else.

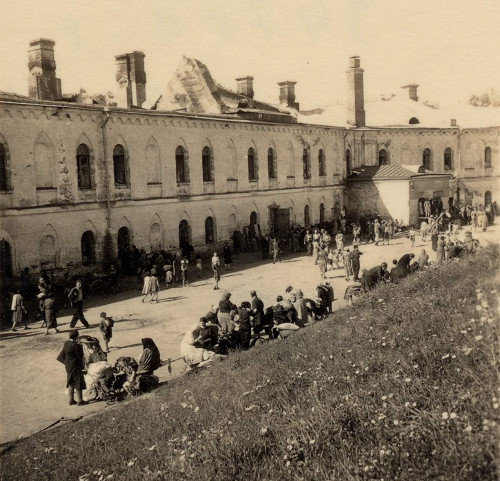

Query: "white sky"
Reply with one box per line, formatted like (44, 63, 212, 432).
(1, 0, 499, 109)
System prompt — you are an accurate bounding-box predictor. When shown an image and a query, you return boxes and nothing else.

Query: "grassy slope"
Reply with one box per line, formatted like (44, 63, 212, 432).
(1, 248, 499, 481)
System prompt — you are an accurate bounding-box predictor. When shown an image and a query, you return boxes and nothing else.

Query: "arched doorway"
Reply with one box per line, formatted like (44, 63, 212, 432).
(0, 239, 12, 277)
(250, 211, 258, 226)
(205, 217, 215, 244)
(81, 231, 96, 265)
(319, 203, 325, 224)
(179, 220, 191, 247)
(485, 191, 492, 205)
(304, 205, 310, 226)
(117, 227, 131, 255)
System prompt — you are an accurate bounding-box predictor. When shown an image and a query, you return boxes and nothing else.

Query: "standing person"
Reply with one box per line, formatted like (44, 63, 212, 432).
(312, 229, 320, 262)
(418, 249, 429, 267)
(68, 280, 90, 329)
(43, 291, 59, 334)
(383, 222, 391, 246)
(141, 271, 152, 303)
(420, 220, 429, 242)
(304, 230, 313, 256)
(352, 224, 361, 245)
(218, 292, 237, 333)
(164, 264, 173, 289)
(374, 220, 381, 246)
(408, 227, 416, 248)
(272, 237, 282, 264)
(98, 312, 114, 353)
(250, 290, 265, 333)
(180, 258, 189, 287)
(335, 232, 344, 252)
(57, 330, 87, 406)
(324, 281, 335, 313)
(235, 302, 253, 350)
(343, 248, 353, 281)
(436, 236, 445, 263)
(11, 288, 29, 332)
(212, 252, 221, 290)
(149, 269, 160, 301)
(317, 247, 328, 279)
(430, 220, 439, 251)
(261, 235, 270, 260)
(223, 242, 232, 270)
(195, 253, 203, 279)
(349, 245, 363, 281)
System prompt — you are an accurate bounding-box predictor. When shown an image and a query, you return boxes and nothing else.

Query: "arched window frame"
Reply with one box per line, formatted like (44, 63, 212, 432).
(319, 203, 325, 223)
(423, 148, 432, 171)
(0, 143, 10, 192)
(304, 205, 310, 226)
(268, 148, 277, 180)
(205, 216, 216, 244)
(202, 146, 214, 182)
(113, 144, 129, 186)
(179, 219, 191, 247)
(248, 147, 258, 181)
(318, 149, 326, 177)
(81, 231, 96, 266)
(444, 147, 453, 171)
(176, 146, 190, 183)
(345, 149, 352, 175)
(303, 148, 311, 180)
(485, 147, 492, 168)
(378, 149, 389, 166)
(76, 143, 93, 189)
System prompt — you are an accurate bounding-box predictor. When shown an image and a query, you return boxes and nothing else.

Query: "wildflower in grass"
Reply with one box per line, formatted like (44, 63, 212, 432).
(475, 335, 483, 341)
(464, 425, 472, 433)
(441, 354, 450, 360)
(404, 378, 411, 383)
(442, 412, 449, 420)
(450, 413, 457, 419)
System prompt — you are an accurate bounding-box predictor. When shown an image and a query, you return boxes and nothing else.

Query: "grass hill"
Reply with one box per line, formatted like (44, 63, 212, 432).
(1, 247, 498, 481)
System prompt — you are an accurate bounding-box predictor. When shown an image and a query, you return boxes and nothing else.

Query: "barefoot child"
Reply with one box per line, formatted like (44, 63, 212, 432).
(99, 312, 114, 353)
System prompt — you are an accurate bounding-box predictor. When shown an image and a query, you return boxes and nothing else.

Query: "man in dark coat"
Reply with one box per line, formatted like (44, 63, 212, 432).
(250, 290, 265, 332)
(57, 329, 87, 406)
(397, 253, 415, 272)
(349, 245, 363, 281)
(362, 263, 389, 291)
(68, 280, 90, 328)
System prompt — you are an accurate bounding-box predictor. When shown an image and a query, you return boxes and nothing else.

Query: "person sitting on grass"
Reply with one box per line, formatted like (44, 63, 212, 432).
(397, 253, 415, 272)
(389, 259, 408, 284)
(192, 317, 218, 350)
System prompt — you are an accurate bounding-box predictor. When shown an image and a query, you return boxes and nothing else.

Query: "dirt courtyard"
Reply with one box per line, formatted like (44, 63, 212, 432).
(1, 225, 498, 444)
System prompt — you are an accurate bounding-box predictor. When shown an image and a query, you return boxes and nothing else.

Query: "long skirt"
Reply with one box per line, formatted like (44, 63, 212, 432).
(218, 312, 232, 332)
(431, 234, 438, 251)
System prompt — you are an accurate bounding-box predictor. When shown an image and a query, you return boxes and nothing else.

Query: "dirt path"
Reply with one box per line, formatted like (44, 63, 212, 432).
(1, 225, 497, 444)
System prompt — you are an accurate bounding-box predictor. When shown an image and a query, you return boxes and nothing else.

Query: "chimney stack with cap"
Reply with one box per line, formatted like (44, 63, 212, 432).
(115, 51, 147, 108)
(278, 81, 299, 109)
(236, 76, 254, 99)
(401, 84, 419, 102)
(28, 38, 62, 101)
(346, 56, 365, 127)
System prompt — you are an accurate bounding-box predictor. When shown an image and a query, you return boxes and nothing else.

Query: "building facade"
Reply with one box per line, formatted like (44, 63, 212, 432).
(0, 40, 498, 277)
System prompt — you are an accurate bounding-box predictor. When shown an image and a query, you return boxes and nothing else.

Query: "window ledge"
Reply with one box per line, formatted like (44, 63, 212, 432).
(36, 187, 56, 191)
(177, 182, 190, 186)
(249, 179, 258, 183)
(464, 168, 475, 171)
(78, 187, 95, 191)
(287, 175, 295, 179)
(485, 166, 492, 169)
(227, 178, 238, 182)
(0, 190, 13, 194)
(203, 180, 215, 184)
(114, 184, 130, 189)
(147, 182, 162, 186)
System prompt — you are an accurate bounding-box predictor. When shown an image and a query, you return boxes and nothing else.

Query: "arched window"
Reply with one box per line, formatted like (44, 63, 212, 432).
(409, 117, 420, 124)
(423, 148, 432, 170)
(319, 203, 325, 224)
(40, 235, 57, 268)
(303, 149, 311, 179)
(113, 144, 128, 185)
(77, 144, 92, 189)
(202, 146, 214, 182)
(0, 239, 12, 278)
(485, 191, 492, 205)
(304, 205, 310, 226)
(318, 149, 326, 177)
(117, 227, 131, 255)
(179, 220, 191, 247)
(176, 146, 189, 183)
(205, 217, 215, 244)
(0, 144, 8, 192)
(250, 211, 258, 225)
(378, 149, 388, 166)
(81, 231, 96, 265)
(485, 147, 492, 168)
(248, 147, 258, 181)
(444, 148, 453, 171)
(34, 133, 54, 188)
(345, 149, 352, 175)
(268, 148, 277, 180)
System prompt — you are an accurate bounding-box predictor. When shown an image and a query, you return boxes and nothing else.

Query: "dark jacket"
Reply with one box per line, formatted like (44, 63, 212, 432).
(57, 340, 86, 389)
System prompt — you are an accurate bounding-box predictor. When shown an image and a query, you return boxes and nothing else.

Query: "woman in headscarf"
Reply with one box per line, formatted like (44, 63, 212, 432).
(57, 330, 87, 406)
(218, 291, 237, 333)
(43, 291, 60, 334)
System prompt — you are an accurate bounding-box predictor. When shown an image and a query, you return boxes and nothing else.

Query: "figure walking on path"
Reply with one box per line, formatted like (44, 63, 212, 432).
(272, 237, 283, 264)
(43, 291, 59, 334)
(212, 252, 221, 290)
(69, 280, 90, 329)
(141, 271, 152, 303)
(99, 312, 114, 353)
(223, 242, 232, 270)
(11, 288, 29, 332)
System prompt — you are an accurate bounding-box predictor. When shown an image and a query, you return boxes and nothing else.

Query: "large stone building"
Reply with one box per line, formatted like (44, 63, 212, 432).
(0, 40, 498, 277)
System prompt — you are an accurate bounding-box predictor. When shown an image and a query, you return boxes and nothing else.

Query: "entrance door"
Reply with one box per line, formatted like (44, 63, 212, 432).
(273, 208, 290, 237)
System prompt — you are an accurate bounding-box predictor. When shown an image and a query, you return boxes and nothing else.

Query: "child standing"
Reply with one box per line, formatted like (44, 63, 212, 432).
(212, 252, 220, 290)
(141, 271, 151, 303)
(164, 264, 173, 289)
(99, 312, 114, 353)
(180, 258, 189, 287)
(408, 227, 416, 248)
(149, 269, 160, 302)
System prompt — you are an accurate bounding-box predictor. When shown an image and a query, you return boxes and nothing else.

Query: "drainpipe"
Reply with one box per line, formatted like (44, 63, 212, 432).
(101, 108, 112, 230)
(456, 127, 462, 205)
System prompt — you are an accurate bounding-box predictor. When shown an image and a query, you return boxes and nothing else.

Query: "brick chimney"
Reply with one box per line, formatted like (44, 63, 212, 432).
(346, 56, 365, 127)
(115, 51, 147, 108)
(278, 81, 299, 109)
(28, 38, 62, 101)
(401, 84, 419, 102)
(236, 76, 254, 98)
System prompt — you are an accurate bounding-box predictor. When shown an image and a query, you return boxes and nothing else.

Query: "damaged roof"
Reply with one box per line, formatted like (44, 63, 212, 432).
(348, 164, 452, 181)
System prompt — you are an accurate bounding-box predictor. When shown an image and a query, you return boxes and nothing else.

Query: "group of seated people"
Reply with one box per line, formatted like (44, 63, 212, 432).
(180, 284, 336, 367)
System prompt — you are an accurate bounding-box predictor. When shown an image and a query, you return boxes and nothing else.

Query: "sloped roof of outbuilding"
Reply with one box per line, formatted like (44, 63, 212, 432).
(347, 164, 452, 181)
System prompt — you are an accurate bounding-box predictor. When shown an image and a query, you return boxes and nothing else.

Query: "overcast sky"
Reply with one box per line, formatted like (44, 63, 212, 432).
(1, 0, 499, 108)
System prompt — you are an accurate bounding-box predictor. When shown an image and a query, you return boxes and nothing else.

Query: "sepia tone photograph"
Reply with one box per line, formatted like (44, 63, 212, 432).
(0, 0, 498, 479)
